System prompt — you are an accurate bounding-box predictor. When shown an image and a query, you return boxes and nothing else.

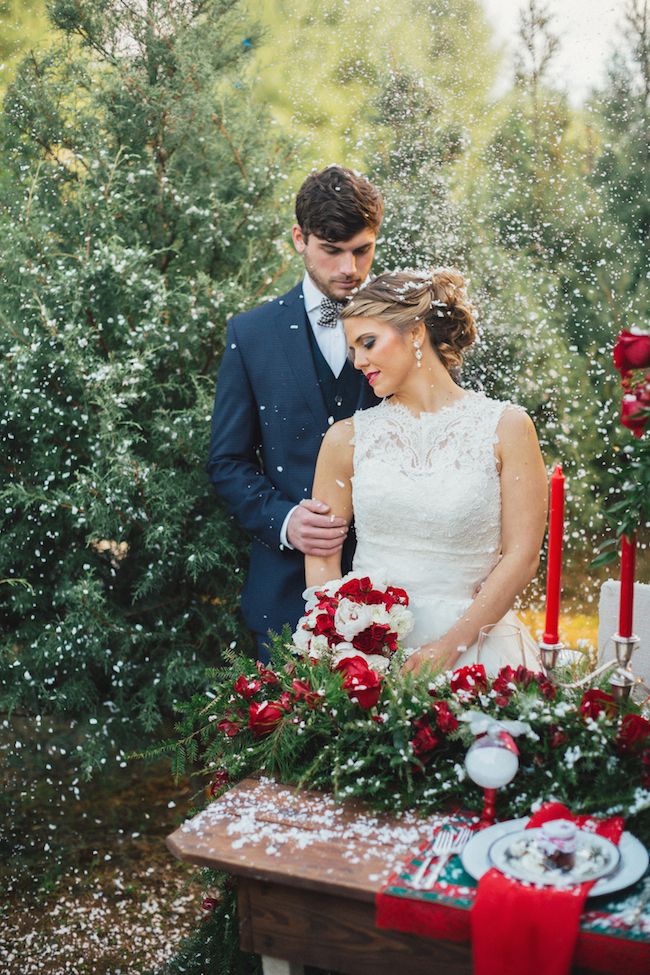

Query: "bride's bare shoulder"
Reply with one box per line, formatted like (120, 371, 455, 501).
(321, 416, 356, 452)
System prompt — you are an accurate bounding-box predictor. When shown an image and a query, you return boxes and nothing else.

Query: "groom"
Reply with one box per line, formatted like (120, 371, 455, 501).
(208, 166, 383, 660)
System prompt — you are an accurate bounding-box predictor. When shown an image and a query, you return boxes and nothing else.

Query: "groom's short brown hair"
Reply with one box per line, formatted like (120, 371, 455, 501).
(295, 165, 383, 242)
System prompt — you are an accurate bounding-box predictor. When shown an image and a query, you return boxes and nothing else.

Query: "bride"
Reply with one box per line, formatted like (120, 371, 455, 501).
(304, 268, 548, 676)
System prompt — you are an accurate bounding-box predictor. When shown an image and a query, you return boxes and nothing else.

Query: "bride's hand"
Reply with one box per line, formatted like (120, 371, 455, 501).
(401, 643, 461, 676)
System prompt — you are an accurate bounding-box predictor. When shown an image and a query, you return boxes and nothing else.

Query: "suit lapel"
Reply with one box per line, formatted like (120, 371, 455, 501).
(277, 284, 329, 429)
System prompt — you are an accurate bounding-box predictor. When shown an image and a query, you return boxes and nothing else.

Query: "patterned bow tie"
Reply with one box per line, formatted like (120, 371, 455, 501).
(317, 296, 345, 328)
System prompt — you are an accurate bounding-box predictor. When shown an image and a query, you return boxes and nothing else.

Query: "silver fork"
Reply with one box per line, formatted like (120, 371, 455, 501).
(410, 828, 463, 889)
(420, 826, 472, 890)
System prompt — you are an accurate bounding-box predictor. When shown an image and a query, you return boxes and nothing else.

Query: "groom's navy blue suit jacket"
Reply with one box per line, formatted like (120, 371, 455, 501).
(207, 282, 377, 637)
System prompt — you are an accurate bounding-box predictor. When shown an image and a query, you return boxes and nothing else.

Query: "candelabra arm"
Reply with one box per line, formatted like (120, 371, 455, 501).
(554, 658, 618, 690)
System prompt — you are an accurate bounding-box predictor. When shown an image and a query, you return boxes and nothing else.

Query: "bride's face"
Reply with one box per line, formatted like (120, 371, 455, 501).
(345, 316, 415, 395)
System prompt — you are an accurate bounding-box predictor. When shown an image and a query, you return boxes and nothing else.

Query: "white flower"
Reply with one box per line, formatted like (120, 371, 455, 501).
(308, 634, 331, 659)
(386, 603, 414, 639)
(334, 598, 375, 640)
(292, 623, 312, 651)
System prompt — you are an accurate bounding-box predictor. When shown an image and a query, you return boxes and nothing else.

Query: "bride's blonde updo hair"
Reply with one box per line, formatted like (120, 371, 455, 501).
(341, 268, 477, 371)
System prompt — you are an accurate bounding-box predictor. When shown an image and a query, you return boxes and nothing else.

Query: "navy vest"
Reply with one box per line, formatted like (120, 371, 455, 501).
(305, 312, 360, 421)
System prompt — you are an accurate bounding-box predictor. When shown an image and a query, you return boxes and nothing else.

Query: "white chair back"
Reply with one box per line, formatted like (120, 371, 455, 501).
(598, 579, 650, 683)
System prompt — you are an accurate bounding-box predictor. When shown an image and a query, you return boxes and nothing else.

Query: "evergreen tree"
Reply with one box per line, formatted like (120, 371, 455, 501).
(0, 0, 50, 91)
(362, 51, 604, 600)
(0, 0, 291, 769)
(251, 0, 496, 168)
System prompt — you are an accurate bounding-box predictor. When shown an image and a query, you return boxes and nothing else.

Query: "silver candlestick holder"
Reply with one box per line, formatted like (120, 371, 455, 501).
(609, 633, 640, 703)
(538, 632, 642, 703)
(538, 639, 564, 673)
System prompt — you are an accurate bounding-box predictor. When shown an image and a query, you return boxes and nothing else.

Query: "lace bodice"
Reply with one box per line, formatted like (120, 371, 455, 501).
(352, 393, 521, 647)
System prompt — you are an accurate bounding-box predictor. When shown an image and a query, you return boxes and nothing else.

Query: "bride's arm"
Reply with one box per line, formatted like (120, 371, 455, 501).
(403, 408, 548, 674)
(305, 418, 355, 589)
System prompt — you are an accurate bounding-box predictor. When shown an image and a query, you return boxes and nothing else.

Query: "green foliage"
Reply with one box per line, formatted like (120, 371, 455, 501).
(154, 870, 261, 975)
(166, 636, 650, 843)
(0, 0, 292, 768)
(252, 0, 496, 168)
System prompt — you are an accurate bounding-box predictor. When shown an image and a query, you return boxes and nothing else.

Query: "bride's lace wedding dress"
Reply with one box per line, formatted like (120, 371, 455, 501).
(351, 393, 541, 674)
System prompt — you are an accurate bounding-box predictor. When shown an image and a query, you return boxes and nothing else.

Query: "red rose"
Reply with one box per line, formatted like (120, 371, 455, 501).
(233, 675, 262, 700)
(340, 663, 382, 710)
(202, 896, 220, 912)
(352, 623, 395, 654)
(549, 725, 568, 749)
(450, 664, 488, 698)
(337, 576, 385, 605)
(411, 717, 440, 760)
(384, 585, 409, 609)
(291, 678, 321, 709)
(256, 661, 280, 685)
(613, 330, 650, 375)
(616, 713, 650, 754)
(313, 609, 337, 638)
(209, 769, 230, 796)
(579, 688, 617, 721)
(431, 699, 458, 734)
(248, 699, 291, 737)
(334, 655, 373, 680)
(217, 716, 241, 738)
(621, 381, 650, 438)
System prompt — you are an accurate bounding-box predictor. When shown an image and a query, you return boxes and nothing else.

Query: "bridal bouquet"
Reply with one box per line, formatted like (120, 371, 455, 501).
(291, 573, 414, 672)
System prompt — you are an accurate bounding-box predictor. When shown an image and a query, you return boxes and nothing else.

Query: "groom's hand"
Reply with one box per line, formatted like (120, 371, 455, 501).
(287, 499, 348, 556)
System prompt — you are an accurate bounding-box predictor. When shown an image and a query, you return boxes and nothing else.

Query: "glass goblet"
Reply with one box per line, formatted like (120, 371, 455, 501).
(476, 622, 525, 671)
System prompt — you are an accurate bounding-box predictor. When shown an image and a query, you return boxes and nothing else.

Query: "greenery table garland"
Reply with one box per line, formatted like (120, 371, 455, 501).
(160, 637, 650, 973)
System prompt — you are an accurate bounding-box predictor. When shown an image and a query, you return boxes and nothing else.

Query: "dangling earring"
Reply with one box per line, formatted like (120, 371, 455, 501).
(413, 340, 423, 367)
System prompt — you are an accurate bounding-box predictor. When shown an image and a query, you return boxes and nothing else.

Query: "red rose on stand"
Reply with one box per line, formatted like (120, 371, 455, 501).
(579, 688, 617, 721)
(613, 330, 650, 375)
(450, 664, 488, 699)
(233, 675, 262, 700)
(248, 699, 291, 737)
(616, 713, 650, 754)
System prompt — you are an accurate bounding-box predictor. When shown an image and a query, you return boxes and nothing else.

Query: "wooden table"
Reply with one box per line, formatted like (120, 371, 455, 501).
(167, 777, 609, 975)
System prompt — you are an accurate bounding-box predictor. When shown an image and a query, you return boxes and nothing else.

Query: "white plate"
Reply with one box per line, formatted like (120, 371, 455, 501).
(461, 817, 649, 897)
(487, 828, 621, 887)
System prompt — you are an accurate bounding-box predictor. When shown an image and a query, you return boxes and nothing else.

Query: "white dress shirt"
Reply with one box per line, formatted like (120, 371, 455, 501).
(302, 273, 349, 378)
(279, 274, 349, 548)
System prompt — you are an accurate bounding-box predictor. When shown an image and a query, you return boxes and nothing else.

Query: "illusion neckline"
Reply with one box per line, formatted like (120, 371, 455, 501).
(382, 391, 478, 421)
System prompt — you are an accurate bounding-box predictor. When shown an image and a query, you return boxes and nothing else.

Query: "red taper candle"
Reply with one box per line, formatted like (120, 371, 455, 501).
(543, 465, 565, 645)
(618, 533, 637, 638)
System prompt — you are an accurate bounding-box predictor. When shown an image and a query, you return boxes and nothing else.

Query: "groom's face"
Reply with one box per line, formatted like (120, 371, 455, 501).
(292, 225, 376, 301)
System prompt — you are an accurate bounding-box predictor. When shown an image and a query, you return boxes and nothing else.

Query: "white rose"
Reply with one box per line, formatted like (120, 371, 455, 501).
(387, 604, 414, 639)
(307, 634, 331, 659)
(334, 598, 375, 641)
(292, 623, 312, 651)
